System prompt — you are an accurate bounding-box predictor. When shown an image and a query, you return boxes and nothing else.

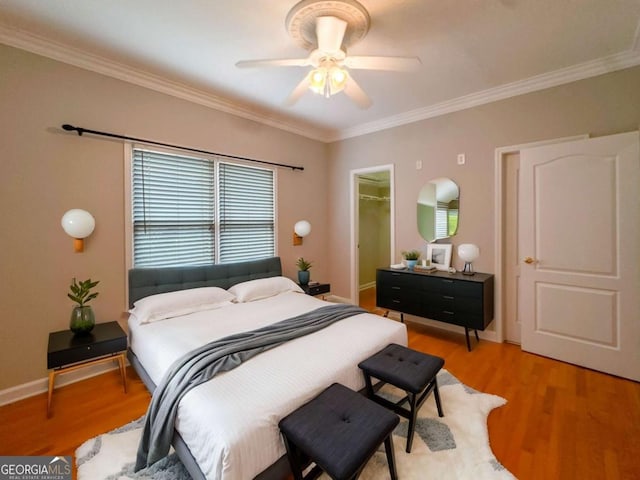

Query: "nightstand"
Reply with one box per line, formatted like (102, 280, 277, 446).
(47, 321, 128, 417)
(300, 282, 331, 298)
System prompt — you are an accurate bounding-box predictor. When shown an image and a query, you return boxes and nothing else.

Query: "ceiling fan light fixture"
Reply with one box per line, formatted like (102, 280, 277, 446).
(308, 64, 348, 98)
(309, 67, 327, 94)
(329, 66, 348, 90)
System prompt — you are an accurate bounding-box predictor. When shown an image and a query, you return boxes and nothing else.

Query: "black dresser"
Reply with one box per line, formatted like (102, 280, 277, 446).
(376, 268, 494, 350)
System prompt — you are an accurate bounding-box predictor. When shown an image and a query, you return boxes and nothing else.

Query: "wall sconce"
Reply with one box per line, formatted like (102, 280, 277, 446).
(293, 220, 311, 246)
(61, 209, 95, 253)
(458, 243, 480, 275)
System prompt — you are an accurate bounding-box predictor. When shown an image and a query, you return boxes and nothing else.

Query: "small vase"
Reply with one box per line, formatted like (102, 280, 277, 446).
(406, 260, 418, 271)
(70, 306, 95, 335)
(298, 270, 310, 286)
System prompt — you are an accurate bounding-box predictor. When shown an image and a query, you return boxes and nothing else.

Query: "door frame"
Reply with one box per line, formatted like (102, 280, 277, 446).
(350, 164, 395, 305)
(493, 134, 588, 343)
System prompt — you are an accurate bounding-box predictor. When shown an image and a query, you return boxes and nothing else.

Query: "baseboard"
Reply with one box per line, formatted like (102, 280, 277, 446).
(0, 361, 125, 407)
(399, 315, 500, 343)
(324, 294, 354, 305)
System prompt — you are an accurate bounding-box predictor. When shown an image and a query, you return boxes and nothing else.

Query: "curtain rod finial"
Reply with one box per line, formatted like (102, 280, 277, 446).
(62, 124, 84, 136)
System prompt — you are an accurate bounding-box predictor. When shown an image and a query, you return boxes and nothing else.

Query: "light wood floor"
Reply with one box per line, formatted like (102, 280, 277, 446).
(1, 289, 638, 479)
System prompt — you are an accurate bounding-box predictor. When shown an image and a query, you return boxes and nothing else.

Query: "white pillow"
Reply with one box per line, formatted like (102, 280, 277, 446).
(130, 286, 236, 324)
(228, 276, 303, 303)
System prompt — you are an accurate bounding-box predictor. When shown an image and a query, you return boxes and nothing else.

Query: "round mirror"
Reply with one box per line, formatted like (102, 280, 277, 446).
(417, 177, 459, 242)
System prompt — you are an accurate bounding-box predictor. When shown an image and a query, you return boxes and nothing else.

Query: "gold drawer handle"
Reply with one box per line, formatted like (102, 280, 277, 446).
(523, 257, 536, 264)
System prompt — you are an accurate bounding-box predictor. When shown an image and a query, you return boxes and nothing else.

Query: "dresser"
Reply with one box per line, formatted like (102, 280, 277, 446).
(376, 268, 494, 350)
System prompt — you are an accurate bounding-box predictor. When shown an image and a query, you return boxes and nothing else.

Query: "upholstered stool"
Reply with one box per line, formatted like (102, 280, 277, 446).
(279, 383, 399, 480)
(358, 343, 445, 453)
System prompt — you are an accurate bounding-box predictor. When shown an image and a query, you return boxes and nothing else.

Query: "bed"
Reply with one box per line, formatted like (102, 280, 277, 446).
(127, 257, 407, 480)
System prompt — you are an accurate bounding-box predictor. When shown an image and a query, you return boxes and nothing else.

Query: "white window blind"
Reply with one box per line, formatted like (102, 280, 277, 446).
(218, 162, 275, 264)
(132, 149, 275, 267)
(435, 201, 449, 239)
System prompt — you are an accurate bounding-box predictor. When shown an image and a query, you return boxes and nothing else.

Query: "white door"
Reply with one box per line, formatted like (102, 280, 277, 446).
(519, 131, 640, 381)
(504, 152, 522, 343)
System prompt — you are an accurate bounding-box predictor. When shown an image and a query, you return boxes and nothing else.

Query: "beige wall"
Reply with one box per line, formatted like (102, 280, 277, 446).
(0, 45, 328, 390)
(326, 66, 640, 299)
(1, 41, 639, 392)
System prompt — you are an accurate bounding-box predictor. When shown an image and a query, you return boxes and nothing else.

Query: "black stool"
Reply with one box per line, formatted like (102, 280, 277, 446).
(279, 383, 399, 480)
(358, 343, 444, 453)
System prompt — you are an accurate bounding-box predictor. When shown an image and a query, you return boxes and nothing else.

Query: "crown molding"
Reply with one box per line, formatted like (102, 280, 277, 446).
(1, 22, 639, 144)
(0, 23, 336, 143)
(331, 48, 640, 141)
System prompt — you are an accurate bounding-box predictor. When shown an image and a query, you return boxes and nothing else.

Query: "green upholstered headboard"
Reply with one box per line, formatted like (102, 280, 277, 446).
(128, 257, 282, 308)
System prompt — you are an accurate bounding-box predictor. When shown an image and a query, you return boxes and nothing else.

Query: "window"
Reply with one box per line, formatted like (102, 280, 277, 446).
(435, 201, 449, 239)
(132, 148, 275, 267)
(435, 200, 459, 239)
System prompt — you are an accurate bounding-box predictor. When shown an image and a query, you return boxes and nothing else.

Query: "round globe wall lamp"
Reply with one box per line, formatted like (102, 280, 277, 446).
(457, 243, 480, 275)
(61, 209, 95, 253)
(293, 220, 311, 246)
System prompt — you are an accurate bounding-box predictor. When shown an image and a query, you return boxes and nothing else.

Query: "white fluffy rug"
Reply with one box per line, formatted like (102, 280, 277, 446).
(76, 370, 515, 479)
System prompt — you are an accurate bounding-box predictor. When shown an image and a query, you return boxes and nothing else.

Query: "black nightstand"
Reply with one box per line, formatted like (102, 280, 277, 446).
(47, 321, 128, 416)
(300, 282, 331, 298)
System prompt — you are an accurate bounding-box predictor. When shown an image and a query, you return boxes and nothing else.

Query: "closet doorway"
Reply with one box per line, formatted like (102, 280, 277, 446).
(350, 165, 394, 309)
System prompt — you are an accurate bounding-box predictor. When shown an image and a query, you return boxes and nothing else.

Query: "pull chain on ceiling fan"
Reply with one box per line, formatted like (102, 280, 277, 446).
(235, 0, 421, 108)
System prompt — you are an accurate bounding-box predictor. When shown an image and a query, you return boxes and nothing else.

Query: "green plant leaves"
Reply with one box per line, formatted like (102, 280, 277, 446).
(295, 257, 312, 271)
(68, 277, 100, 306)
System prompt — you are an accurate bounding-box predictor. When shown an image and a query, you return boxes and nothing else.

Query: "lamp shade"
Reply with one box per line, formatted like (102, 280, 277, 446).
(458, 243, 480, 262)
(294, 220, 311, 238)
(61, 209, 95, 239)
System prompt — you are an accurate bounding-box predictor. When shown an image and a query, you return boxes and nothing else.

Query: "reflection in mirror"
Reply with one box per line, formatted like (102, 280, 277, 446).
(417, 177, 459, 242)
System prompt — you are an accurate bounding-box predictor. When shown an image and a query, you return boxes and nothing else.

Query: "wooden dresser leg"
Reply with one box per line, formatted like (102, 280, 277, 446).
(47, 370, 56, 418)
(118, 354, 128, 393)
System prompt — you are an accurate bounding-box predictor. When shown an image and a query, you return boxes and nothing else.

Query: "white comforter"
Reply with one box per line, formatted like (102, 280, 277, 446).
(129, 292, 407, 480)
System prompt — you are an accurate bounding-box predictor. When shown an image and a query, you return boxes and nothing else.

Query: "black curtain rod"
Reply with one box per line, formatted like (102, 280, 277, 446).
(61, 124, 304, 171)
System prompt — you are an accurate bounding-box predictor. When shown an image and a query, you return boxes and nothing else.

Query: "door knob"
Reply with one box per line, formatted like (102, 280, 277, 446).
(523, 256, 535, 264)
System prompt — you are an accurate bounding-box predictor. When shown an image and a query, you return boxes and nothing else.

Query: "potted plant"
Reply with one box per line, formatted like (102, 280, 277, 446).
(296, 257, 312, 285)
(402, 250, 421, 271)
(68, 278, 100, 335)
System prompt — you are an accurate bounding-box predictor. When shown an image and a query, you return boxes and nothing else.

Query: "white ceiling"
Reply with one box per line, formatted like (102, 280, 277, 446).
(1, 0, 639, 142)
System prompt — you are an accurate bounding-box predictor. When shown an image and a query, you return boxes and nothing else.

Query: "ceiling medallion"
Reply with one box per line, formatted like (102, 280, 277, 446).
(285, 0, 371, 51)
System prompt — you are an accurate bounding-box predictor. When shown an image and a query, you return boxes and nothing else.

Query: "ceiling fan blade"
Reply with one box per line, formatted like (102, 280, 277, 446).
(343, 56, 422, 72)
(236, 58, 310, 68)
(316, 16, 347, 54)
(285, 74, 311, 106)
(343, 74, 372, 109)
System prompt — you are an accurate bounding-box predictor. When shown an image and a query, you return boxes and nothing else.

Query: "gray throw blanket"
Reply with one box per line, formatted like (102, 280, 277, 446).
(135, 303, 366, 471)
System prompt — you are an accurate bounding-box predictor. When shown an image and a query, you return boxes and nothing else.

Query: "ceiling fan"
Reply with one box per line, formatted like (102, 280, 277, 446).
(235, 0, 421, 109)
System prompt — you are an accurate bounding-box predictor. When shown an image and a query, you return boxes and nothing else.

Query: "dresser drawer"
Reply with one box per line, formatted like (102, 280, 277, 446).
(48, 336, 127, 369)
(377, 290, 423, 316)
(377, 270, 414, 288)
(423, 277, 483, 298)
(454, 281, 483, 298)
(305, 283, 330, 296)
